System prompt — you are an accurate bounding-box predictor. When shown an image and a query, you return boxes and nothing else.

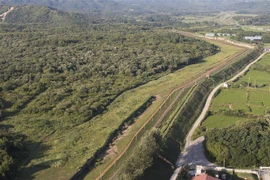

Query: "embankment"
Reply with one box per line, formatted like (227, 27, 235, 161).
(142, 47, 263, 180)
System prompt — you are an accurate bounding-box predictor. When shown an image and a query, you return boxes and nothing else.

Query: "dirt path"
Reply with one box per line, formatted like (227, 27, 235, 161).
(0, 7, 14, 21)
(228, 104, 233, 110)
(170, 52, 269, 180)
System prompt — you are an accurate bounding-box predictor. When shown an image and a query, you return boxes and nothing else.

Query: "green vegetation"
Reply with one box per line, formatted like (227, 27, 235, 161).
(0, 6, 9, 14)
(0, 5, 225, 179)
(87, 39, 244, 180)
(233, 15, 270, 26)
(4, 6, 89, 25)
(119, 129, 161, 180)
(141, 48, 262, 179)
(0, 0, 122, 13)
(205, 119, 270, 167)
(203, 53, 270, 167)
(202, 115, 250, 129)
(206, 170, 258, 180)
(1, 1, 269, 179)
(234, 172, 258, 180)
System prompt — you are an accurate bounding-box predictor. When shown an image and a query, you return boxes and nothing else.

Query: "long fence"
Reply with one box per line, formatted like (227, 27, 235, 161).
(95, 44, 252, 180)
(71, 37, 252, 180)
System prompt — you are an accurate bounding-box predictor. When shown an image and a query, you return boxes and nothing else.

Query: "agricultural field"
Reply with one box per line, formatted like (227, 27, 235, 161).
(204, 53, 270, 129)
(202, 115, 250, 129)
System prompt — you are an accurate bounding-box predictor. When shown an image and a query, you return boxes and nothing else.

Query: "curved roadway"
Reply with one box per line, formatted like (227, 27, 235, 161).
(170, 51, 268, 180)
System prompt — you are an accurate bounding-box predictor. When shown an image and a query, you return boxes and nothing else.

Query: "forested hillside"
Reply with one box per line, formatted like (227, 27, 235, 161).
(0, 6, 219, 178)
(2, 0, 269, 14)
(227, 1, 270, 14)
(205, 118, 270, 167)
(3, 6, 89, 24)
(0, 0, 123, 13)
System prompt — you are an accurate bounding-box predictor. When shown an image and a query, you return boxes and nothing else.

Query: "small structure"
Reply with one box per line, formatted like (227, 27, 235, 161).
(192, 174, 220, 180)
(216, 33, 236, 37)
(205, 33, 215, 37)
(264, 47, 270, 52)
(196, 165, 205, 176)
(244, 36, 262, 41)
(223, 82, 229, 88)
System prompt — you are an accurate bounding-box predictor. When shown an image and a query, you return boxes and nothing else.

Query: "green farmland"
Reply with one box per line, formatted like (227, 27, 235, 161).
(205, 53, 270, 128)
(203, 53, 270, 168)
(202, 115, 251, 129)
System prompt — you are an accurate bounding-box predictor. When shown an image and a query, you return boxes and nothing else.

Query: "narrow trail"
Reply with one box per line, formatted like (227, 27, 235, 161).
(170, 51, 269, 180)
(0, 7, 14, 21)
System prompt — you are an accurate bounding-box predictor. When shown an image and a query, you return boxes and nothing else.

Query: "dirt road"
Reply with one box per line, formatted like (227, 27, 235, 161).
(170, 51, 268, 180)
(0, 7, 14, 21)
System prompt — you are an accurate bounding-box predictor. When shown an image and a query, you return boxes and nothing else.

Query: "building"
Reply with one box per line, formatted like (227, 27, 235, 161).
(216, 33, 236, 37)
(244, 36, 262, 41)
(192, 174, 220, 180)
(223, 82, 229, 88)
(264, 47, 270, 52)
(205, 33, 215, 37)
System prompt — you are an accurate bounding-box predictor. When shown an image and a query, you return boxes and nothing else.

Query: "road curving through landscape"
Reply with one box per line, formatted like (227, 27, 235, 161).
(170, 51, 269, 180)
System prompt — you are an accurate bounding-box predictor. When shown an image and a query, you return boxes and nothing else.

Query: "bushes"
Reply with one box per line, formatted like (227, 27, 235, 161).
(205, 119, 270, 167)
(143, 47, 263, 178)
(0, 131, 25, 178)
(219, 109, 247, 117)
(119, 129, 161, 180)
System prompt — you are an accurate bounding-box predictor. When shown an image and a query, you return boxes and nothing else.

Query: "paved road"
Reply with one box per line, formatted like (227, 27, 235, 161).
(260, 170, 270, 180)
(170, 51, 269, 180)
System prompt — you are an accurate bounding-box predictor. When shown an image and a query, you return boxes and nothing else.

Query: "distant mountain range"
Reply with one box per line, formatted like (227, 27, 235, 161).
(2, 5, 90, 24)
(0, 0, 124, 13)
(227, 1, 270, 13)
(0, 0, 270, 14)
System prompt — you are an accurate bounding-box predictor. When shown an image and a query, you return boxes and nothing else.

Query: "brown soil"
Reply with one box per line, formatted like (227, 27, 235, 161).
(228, 104, 233, 110)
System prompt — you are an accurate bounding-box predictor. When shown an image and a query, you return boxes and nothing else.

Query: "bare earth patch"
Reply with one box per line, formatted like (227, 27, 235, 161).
(228, 103, 233, 110)
(102, 95, 159, 160)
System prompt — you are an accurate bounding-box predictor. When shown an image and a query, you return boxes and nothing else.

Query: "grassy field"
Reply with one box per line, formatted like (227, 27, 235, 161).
(203, 53, 270, 131)
(240, 70, 270, 86)
(234, 172, 258, 180)
(202, 115, 251, 129)
(207, 170, 258, 180)
(0, 33, 243, 179)
(258, 53, 270, 64)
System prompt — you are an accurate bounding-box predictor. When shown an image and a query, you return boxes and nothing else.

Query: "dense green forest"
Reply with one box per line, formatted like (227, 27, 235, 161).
(0, 0, 125, 13)
(233, 15, 270, 26)
(0, 5, 220, 178)
(205, 118, 270, 167)
(2, 0, 267, 14)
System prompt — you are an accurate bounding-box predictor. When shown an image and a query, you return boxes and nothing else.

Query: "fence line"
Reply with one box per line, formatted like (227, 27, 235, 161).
(95, 38, 251, 180)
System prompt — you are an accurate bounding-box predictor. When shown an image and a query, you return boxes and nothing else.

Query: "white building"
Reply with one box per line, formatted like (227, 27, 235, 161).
(244, 36, 262, 41)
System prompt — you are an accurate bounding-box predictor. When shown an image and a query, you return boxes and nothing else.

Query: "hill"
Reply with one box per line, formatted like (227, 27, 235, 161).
(227, 1, 270, 14)
(2, 0, 269, 14)
(115, 0, 264, 12)
(0, 0, 123, 13)
(3, 5, 89, 24)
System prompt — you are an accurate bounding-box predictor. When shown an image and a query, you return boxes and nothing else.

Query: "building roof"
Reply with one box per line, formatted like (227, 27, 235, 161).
(192, 174, 220, 180)
(244, 36, 262, 41)
(205, 33, 215, 37)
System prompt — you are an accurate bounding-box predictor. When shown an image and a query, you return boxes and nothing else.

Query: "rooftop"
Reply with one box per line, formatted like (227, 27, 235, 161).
(192, 174, 220, 180)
